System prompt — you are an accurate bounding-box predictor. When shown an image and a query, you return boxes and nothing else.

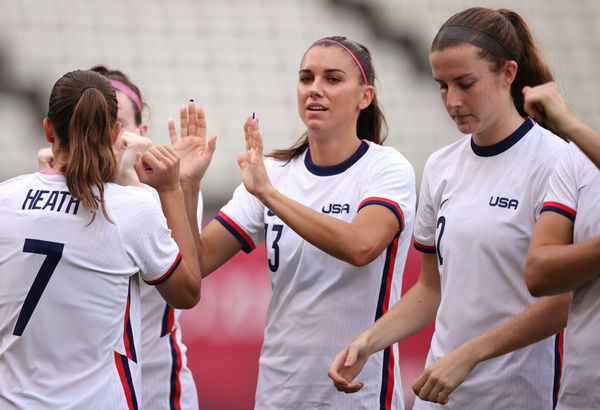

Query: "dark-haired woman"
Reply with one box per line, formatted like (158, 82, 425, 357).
(176, 36, 416, 409)
(329, 8, 570, 409)
(0, 70, 201, 409)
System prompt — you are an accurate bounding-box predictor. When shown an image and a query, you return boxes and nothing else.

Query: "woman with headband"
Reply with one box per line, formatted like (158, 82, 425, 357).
(90, 66, 204, 410)
(0, 69, 201, 408)
(37, 66, 206, 409)
(174, 36, 416, 408)
(329, 8, 570, 409)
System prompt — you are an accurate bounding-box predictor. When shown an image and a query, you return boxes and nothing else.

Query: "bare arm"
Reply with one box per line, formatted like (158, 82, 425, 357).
(134, 145, 201, 309)
(328, 253, 441, 392)
(526, 211, 600, 296)
(238, 117, 402, 266)
(523, 82, 600, 169)
(412, 292, 569, 404)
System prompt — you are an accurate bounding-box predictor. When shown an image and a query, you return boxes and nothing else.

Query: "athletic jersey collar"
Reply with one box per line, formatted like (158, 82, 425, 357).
(470, 118, 533, 157)
(304, 140, 369, 176)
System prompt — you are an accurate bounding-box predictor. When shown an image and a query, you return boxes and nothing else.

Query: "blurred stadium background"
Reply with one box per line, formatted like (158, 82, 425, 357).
(1, 0, 598, 408)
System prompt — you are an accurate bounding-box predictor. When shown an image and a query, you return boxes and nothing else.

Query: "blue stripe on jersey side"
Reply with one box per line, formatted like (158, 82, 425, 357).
(358, 199, 404, 233)
(215, 213, 253, 253)
(305, 140, 369, 176)
(553, 332, 563, 408)
(125, 284, 137, 363)
(161, 304, 173, 337)
(379, 346, 391, 410)
(414, 241, 436, 254)
(374, 242, 393, 321)
(169, 331, 182, 410)
(541, 205, 576, 222)
(119, 353, 139, 410)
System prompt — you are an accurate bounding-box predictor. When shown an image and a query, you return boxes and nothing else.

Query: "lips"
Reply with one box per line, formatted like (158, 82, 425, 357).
(307, 104, 328, 112)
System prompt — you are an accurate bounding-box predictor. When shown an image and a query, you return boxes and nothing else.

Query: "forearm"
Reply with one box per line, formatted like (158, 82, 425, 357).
(461, 294, 569, 365)
(526, 236, 600, 295)
(180, 181, 204, 262)
(360, 281, 440, 354)
(157, 187, 201, 301)
(259, 187, 396, 266)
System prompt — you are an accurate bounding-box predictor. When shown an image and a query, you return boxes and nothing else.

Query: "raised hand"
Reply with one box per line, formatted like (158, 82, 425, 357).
(169, 102, 217, 185)
(328, 339, 369, 394)
(134, 145, 181, 193)
(37, 147, 54, 170)
(522, 82, 577, 138)
(237, 116, 273, 202)
(114, 131, 153, 187)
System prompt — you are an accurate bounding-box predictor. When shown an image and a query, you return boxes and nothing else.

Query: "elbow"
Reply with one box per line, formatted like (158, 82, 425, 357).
(346, 241, 380, 267)
(525, 254, 553, 297)
(171, 287, 201, 309)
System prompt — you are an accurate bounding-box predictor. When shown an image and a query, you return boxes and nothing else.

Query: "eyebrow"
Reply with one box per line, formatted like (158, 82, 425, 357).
(433, 73, 476, 82)
(299, 68, 347, 75)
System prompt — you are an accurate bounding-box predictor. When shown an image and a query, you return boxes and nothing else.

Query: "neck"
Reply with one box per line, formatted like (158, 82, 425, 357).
(306, 131, 362, 166)
(472, 106, 525, 146)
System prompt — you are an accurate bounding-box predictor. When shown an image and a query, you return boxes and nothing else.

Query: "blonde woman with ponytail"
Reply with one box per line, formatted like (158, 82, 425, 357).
(330, 8, 569, 409)
(0, 70, 201, 409)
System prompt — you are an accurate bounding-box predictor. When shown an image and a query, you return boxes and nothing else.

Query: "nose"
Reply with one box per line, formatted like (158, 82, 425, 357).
(308, 79, 323, 98)
(445, 86, 461, 110)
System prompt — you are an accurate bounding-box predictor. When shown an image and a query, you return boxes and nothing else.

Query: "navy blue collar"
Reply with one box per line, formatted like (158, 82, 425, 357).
(305, 140, 369, 176)
(471, 118, 533, 157)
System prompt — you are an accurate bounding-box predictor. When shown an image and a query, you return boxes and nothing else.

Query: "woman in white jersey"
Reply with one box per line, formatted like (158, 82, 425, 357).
(37, 66, 210, 409)
(177, 36, 416, 409)
(329, 8, 571, 409)
(0, 69, 201, 409)
(92, 66, 205, 410)
(524, 82, 600, 409)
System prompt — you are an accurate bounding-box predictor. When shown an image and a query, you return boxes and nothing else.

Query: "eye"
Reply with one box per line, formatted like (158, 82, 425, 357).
(327, 77, 341, 84)
(436, 81, 448, 91)
(458, 81, 475, 90)
(299, 75, 313, 84)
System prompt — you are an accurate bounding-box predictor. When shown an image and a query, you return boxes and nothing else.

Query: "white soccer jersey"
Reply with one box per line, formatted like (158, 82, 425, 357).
(0, 171, 181, 409)
(412, 119, 566, 409)
(217, 141, 416, 410)
(139, 189, 202, 410)
(541, 143, 600, 410)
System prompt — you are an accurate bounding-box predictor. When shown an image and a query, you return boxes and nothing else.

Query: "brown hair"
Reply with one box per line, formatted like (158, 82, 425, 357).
(47, 70, 118, 221)
(431, 7, 554, 118)
(267, 36, 387, 162)
(90, 65, 144, 126)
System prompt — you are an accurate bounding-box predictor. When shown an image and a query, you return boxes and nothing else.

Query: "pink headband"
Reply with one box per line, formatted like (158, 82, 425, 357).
(312, 39, 369, 85)
(109, 79, 143, 113)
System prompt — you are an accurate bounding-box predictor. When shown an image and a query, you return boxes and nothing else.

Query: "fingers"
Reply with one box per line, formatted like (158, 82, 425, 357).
(187, 101, 197, 137)
(168, 118, 178, 145)
(197, 105, 207, 139)
(180, 105, 188, 137)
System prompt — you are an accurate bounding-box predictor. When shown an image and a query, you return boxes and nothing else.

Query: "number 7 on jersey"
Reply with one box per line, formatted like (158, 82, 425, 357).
(13, 239, 64, 336)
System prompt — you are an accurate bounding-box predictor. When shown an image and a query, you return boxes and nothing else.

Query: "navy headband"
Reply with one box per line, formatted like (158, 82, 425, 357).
(433, 25, 514, 60)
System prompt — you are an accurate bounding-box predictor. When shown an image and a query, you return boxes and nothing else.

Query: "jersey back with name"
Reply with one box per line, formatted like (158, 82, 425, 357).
(0, 172, 180, 409)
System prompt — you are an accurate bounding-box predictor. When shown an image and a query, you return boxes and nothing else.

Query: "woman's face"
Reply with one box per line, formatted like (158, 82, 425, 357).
(297, 45, 373, 135)
(116, 90, 139, 134)
(429, 43, 513, 136)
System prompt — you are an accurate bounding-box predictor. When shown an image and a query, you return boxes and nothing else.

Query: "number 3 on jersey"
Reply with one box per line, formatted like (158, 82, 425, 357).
(13, 239, 64, 336)
(266, 224, 283, 272)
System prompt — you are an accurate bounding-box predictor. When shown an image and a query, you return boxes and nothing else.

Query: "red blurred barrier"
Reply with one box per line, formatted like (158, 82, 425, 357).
(180, 242, 434, 409)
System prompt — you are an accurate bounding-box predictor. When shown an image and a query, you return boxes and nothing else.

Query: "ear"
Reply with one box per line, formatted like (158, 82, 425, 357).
(358, 85, 375, 110)
(503, 60, 518, 87)
(138, 123, 149, 137)
(43, 118, 55, 143)
(111, 122, 122, 145)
